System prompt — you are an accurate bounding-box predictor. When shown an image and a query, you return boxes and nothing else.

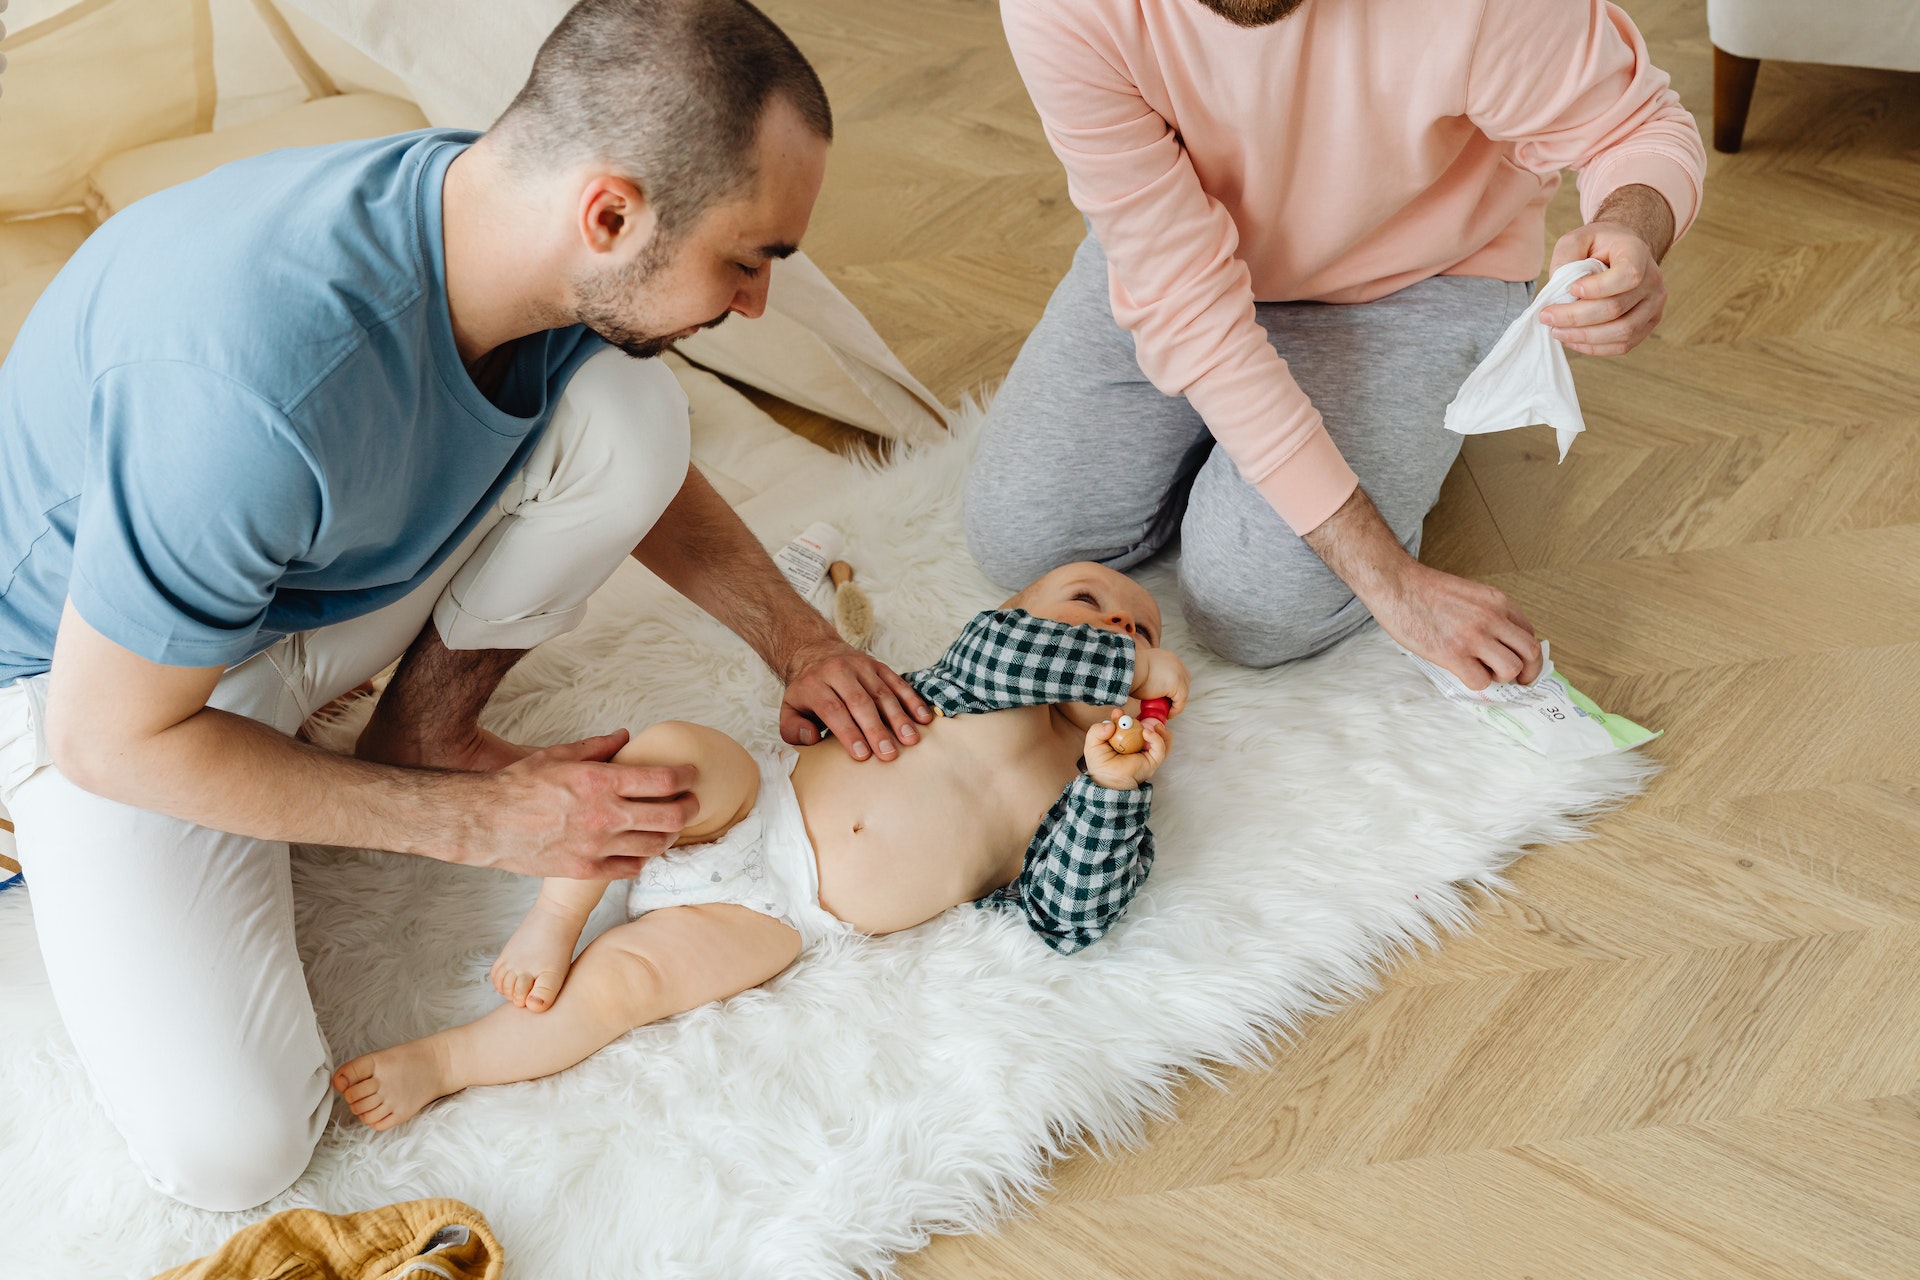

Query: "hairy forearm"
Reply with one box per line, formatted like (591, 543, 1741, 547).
(1592, 184, 1675, 261)
(74, 706, 485, 859)
(1300, 484, 1411, 601)
(632, 466, 840, 681)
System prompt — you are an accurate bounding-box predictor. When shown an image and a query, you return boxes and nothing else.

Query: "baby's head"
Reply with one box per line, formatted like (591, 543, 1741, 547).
(1004, 562, 1164, 650)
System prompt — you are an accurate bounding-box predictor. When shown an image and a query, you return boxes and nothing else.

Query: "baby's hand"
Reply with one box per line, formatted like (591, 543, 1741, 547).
(1131, 645, 1191, 717)
(1084, 716, 1171, 790)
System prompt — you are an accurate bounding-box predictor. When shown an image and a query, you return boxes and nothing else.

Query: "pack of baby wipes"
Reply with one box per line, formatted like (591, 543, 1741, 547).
(1399, 640, 1658, 760)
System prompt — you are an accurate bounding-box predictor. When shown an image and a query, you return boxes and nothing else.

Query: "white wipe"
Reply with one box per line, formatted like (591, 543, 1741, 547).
(1444, 257, 1605, 463)
(1399, 640, 1658, 760)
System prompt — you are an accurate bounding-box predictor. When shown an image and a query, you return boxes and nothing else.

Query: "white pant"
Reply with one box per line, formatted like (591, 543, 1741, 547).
(0, 349, 690, 1211)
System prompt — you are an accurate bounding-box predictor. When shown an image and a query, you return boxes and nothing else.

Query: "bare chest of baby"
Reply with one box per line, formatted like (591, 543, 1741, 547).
(789, 707, 1084, 935)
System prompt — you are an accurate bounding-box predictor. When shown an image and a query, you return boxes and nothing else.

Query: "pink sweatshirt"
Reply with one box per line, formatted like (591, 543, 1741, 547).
(1001, 0, 1707, 533)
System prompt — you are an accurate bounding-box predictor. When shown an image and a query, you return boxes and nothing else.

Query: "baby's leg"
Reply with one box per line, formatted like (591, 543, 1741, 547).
(334, 903, 801, 1129)
(615, 720, 761, 845)
(488, 721, 759, 1012)
(490, 876, 611, 1011)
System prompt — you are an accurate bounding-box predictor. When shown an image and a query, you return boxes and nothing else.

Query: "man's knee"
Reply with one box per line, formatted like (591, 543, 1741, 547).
(1179, 554, 1368, 669)
(964, 483, 1065, 591)
(964, 421, 1076, 590)
(538, 348, 692, 543)
(133, 1067, 326, 1210)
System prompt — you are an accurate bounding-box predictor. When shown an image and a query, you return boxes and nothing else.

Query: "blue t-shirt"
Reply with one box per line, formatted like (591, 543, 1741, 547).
(0, 129, 603, 685)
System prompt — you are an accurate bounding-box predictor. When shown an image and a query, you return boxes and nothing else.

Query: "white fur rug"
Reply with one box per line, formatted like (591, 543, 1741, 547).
(0, 413, 1654, 1278)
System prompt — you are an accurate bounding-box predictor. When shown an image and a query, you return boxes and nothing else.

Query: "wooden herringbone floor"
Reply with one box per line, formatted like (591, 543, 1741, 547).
(757, 2, 1920, 1275)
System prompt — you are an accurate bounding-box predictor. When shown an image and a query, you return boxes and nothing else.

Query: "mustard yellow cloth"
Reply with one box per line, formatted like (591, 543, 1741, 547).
(153, 1198, 503, 1280)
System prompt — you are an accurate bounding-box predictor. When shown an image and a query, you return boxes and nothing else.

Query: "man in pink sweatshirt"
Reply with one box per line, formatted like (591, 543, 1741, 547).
(966, 0, 1705, 686)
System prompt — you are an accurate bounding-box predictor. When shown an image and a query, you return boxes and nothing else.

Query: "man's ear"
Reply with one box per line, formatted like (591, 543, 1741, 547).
(576, 174, 657, 257)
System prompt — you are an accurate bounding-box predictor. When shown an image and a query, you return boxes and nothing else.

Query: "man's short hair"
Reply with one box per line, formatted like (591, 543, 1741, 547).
(494, 0, 833, 234)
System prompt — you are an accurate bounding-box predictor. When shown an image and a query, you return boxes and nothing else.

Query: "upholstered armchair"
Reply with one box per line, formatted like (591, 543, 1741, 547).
(1709, 0, 1920, 151)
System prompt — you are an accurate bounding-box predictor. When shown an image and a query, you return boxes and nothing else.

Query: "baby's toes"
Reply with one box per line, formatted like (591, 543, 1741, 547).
(508, 971, 535, 1007)
(332, 1055, 374, 1097)
(527, 970, 562, 1012)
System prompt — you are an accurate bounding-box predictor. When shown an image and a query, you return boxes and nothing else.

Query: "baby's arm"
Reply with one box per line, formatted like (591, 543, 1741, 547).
(908, 610, 1138, 715)
(983, 718, 1167, 955)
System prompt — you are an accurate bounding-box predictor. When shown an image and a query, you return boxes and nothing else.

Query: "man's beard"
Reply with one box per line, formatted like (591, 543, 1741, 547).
(1192, 0, 1308, 27)
(574, 234, 732, 361)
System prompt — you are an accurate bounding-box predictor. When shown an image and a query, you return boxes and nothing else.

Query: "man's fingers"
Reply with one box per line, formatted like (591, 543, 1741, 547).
(1476, 640, 1525, 685)
(833, 675, 899, 761)
(607, 761, 698, 800)
(1559, 337, 1639, 358)
(1570, 253, 1647, 299)
(779, 705, 822, 746)
(1496, 609, 1540, 650)
(858, 673, 919, 747)
(809, 695, 872, 761)
(1550, 298, 1658, 347)
(536, 729, 632, 764)
(1447, 653, 1496, 692)
(1493, 618, 1542, 679)
(881, 666, 935, 724)
(614, 793, 699, 835)
(1540, 286, 1643, 331)
(1515, 642, 1546, 686)
(586, 853, 654, 880)
(606, 827, 679, 859)
(1501, 596, 1538, 639)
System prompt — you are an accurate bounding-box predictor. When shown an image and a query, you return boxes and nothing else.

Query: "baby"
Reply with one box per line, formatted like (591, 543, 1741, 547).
(334, 563, 1189, 1129)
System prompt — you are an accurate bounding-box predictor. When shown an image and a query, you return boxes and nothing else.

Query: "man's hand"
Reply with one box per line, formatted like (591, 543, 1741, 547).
(778, 637, 934, 762)
(43, 604, 700, 876)
(1303, 486, 1541, 691)
(1367, 560, 1542, 689)
(1541, 184, 1675, 357)
(1129, 645, 1191, 717)
(632, 468, 933, 763)
(1084, 716, 1169, 791)
(466, 730, 699, 878)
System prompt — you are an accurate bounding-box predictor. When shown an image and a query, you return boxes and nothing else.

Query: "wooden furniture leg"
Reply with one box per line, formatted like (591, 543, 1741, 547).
(1714, 44, 1761, 153)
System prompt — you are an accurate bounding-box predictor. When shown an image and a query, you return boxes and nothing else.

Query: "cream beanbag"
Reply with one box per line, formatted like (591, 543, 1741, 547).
(86, 92, 430, 220)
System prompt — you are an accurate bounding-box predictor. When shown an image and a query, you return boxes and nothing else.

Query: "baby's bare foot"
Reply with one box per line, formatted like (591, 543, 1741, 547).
(333, 1039, 454, 1131)
(489, 902, 580, 1012)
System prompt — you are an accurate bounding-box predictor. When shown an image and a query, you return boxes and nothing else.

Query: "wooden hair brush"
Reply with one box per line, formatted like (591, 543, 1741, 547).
(829, 560, 874, 650)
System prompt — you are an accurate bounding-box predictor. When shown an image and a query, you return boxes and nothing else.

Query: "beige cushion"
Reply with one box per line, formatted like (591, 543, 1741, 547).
(0, 215, 93, 360)
(87, 92, 430, 220)
(0, 215, 92, 291)
(0, 0, 216, 217)
(267, 0, 413, 99)
(0, 262, 65, 359)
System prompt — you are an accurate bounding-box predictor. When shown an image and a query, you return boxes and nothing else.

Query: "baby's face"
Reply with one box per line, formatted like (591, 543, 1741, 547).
(1006, 563, 1165, 649)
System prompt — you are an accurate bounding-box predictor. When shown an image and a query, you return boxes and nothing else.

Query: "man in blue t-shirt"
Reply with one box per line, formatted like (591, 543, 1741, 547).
(0, 0, 934, 1210)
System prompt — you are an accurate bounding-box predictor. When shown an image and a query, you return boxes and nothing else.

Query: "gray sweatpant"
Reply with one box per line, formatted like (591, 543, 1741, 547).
(965, 235, 1532, 667)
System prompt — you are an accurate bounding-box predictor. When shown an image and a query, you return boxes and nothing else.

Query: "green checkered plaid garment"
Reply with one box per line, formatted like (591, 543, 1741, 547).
(907, 609, 1157, 955)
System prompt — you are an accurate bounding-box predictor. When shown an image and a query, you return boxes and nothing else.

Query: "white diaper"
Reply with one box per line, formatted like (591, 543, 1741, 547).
(626, 747, 847, 949)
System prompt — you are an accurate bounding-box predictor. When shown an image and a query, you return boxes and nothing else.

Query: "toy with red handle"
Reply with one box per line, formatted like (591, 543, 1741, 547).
(1109, 697, 1171, 755)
